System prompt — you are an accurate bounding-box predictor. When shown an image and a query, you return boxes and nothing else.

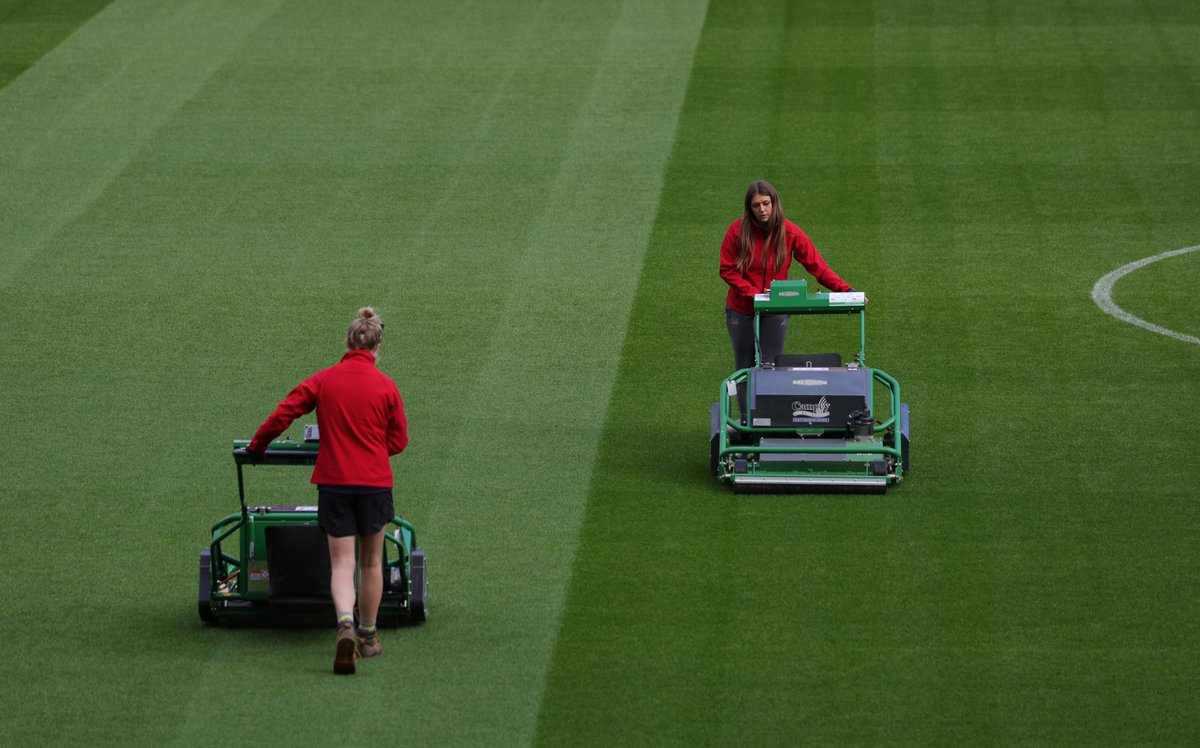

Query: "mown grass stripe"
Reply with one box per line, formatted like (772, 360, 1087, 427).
(535, 0, 884, 739)
(0, 0, 287, 286)
(399, 1, 708, 742)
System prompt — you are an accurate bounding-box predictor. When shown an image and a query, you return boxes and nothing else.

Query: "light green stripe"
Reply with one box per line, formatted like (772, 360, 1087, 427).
(412, 1, 708, 742)
(0, 0, 286, 285)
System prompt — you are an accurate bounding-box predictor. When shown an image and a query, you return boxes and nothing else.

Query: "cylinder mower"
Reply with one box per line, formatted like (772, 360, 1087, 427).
(710, 280, 910, 493)
(198, 433, 428, 626)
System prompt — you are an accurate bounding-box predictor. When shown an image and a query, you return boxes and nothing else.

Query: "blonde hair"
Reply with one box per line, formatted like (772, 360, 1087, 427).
(346, 306, 383, 350)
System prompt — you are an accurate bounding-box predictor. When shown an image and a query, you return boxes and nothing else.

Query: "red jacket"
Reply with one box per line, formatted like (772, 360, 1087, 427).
(720, 218, 852, 315)
(249, 349, 408, 487)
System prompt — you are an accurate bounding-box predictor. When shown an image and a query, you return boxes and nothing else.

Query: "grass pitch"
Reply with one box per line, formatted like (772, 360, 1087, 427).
(2, 1, 1198, 745)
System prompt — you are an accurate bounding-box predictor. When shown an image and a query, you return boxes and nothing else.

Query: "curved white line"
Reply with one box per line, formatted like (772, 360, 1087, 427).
(1091, 245, 1200, 345)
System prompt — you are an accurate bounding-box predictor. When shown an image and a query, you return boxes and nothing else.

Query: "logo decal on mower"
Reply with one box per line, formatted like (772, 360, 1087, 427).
(792, 396, 831, 420)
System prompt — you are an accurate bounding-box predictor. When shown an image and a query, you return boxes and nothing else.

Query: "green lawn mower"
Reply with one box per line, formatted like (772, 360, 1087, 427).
(711, 280, 910, 493)
(198, 432, 427, 626)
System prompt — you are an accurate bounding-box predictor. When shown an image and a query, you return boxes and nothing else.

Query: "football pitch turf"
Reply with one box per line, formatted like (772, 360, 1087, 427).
(2, 0, 1198, 744)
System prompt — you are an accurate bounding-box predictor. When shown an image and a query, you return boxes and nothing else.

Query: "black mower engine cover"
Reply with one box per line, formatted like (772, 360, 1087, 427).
(748, 366, 870, 429)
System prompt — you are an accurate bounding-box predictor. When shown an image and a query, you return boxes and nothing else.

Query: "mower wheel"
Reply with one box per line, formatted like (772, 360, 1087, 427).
(409, 548, 428, 623)
(198, 548, 215, 624)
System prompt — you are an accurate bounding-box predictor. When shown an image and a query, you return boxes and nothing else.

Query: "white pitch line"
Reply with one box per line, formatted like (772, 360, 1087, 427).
(1091, 245, 1200, 346)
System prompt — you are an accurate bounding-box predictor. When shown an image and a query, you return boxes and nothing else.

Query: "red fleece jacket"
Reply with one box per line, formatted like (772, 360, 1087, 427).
(248, 349, 408, 487)
(720, 218, 852, 315)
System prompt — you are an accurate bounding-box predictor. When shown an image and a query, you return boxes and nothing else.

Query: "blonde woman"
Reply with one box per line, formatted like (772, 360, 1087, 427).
(248, 307, 408, 675)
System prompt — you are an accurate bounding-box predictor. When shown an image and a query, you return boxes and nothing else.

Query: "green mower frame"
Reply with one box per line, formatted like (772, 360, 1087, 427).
(198, 437, 427, 626)
(711, 280, 910, 493)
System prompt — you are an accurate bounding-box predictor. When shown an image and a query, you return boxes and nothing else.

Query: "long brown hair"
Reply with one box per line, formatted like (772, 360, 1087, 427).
(734, 180, 787, 274)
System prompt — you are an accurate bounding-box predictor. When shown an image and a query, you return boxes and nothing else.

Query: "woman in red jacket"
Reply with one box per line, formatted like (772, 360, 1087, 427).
(720, 179, 858, 374)
(248, 306, 408, 675)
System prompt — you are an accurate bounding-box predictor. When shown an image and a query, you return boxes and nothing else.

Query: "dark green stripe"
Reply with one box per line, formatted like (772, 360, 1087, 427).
(535, 1, 882, 742)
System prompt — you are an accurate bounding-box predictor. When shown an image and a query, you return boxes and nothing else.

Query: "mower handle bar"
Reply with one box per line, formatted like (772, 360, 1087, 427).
(752, 280, 868, 366)
(231, 439, 317, 467)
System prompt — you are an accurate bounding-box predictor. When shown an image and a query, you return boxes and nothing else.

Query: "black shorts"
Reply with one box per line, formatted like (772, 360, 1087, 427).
(318, 489, 395, 538)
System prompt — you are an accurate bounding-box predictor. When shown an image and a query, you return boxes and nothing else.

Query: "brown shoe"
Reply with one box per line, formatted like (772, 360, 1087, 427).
(333, 623, 358, 675)
(359, 633, 383, 659)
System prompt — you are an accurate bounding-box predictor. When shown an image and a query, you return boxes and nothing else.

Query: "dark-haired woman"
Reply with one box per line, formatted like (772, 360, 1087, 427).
(720, 180, 858, 375)
(247, 306, 408, 675)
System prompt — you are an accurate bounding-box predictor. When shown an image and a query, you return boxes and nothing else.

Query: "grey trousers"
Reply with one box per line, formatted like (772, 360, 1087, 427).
(726, 307, 788, 417)
(726, 307, 788, 370)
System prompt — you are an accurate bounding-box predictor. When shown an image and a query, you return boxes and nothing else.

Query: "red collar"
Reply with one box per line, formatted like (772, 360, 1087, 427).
(340, 349, 377, 365)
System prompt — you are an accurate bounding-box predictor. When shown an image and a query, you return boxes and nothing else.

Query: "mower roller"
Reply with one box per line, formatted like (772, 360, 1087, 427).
(198, 433, 427, 626)
(711, 280, 910, 493)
